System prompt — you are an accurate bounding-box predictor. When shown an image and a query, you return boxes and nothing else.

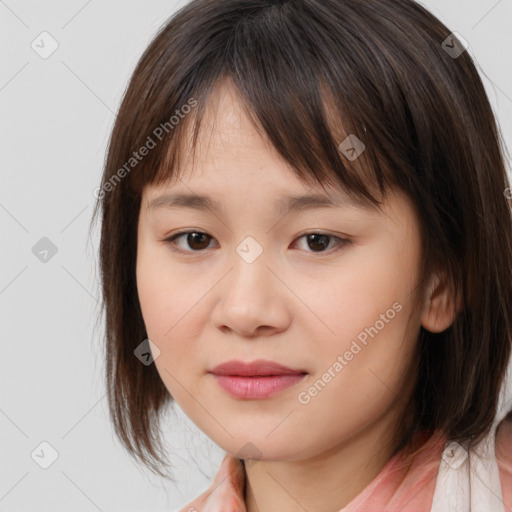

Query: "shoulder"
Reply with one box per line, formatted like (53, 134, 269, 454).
(496, 413, 512, 511)
(175, 454, 246, 512)
(175, 488, 215, 512)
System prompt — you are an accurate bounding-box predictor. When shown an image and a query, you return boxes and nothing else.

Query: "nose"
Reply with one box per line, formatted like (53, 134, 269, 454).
(211, 251, 292, 338)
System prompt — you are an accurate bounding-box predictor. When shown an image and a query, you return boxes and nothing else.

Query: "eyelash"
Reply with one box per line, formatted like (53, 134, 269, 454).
(162, 230, 352, 255)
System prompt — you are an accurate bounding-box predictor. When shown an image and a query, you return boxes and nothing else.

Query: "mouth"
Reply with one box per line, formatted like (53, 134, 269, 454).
(208, 359, 308, 399)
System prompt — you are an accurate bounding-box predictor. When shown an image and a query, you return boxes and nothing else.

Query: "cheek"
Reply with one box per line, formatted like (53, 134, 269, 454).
(291, 285, 415, 457)
(136, 237, 192, 325)
(136, 247, 207, 386)
(136, 253, 170, 336)
(304, 252, 408, 347)
(300, 245, 417, 400)
(135, 247, 190, 365)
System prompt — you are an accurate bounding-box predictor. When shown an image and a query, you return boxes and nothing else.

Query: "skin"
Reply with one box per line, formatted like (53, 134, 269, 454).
(136, 80, 456, 512)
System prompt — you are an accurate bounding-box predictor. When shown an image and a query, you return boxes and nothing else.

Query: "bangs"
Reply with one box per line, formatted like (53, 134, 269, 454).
(125, 1, 415, 214)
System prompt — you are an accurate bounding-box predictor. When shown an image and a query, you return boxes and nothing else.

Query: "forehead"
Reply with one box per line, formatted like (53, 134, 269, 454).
(140, 79, 408, 224)
(187, 80, 275, 169)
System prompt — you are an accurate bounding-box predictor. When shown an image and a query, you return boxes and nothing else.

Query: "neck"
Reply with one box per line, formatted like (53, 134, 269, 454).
(243, 403, 407, 512)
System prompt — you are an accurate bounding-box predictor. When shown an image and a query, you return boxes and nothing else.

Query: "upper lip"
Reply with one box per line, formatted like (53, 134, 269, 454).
(209, 359, 307, 377)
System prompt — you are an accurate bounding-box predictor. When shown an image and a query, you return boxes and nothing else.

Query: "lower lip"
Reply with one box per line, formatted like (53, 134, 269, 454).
(211, 373, 307, 399)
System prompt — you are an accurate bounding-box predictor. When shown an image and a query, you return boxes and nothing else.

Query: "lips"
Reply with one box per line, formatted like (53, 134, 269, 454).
(208, 359, 308, 399)
(209, 359, 307, 377)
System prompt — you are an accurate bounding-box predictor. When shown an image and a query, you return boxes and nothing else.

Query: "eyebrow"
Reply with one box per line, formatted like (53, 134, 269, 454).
(147, 192, 376, 215)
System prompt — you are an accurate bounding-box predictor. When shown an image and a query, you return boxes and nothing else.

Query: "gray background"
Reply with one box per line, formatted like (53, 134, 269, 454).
(1, 1, 511, 510)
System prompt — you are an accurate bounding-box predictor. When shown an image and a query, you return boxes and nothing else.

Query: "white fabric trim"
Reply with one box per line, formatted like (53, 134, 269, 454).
(430, 351, 512, 512)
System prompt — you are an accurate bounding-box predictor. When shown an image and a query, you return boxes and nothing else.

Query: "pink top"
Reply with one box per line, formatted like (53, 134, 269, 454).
(177, 420, 512, 512)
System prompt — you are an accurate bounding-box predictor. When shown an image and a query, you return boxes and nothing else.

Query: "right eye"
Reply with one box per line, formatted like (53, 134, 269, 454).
(163, 230, 216, 253)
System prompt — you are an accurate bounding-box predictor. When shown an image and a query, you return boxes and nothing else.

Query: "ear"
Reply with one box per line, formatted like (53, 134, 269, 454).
(420, 270, 462, 333)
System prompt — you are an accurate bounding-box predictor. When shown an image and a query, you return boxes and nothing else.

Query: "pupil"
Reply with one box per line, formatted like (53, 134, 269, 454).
(308, 234, 328, 251)
(189, 233, 209, 250)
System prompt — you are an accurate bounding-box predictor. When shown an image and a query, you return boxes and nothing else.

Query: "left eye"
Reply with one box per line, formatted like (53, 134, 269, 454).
(163, 231, 350, 254)
(294, 233, 348, 252)
(165, 231, 215, 252)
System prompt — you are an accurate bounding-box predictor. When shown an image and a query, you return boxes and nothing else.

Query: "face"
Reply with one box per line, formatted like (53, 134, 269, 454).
(136, 81, 426, 463)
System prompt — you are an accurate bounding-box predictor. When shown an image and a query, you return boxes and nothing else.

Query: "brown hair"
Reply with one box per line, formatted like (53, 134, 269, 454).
(89, 0, 512, 478)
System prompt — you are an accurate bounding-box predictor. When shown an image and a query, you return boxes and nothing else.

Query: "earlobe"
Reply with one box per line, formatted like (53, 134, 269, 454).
(420, 271, 462, 333)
